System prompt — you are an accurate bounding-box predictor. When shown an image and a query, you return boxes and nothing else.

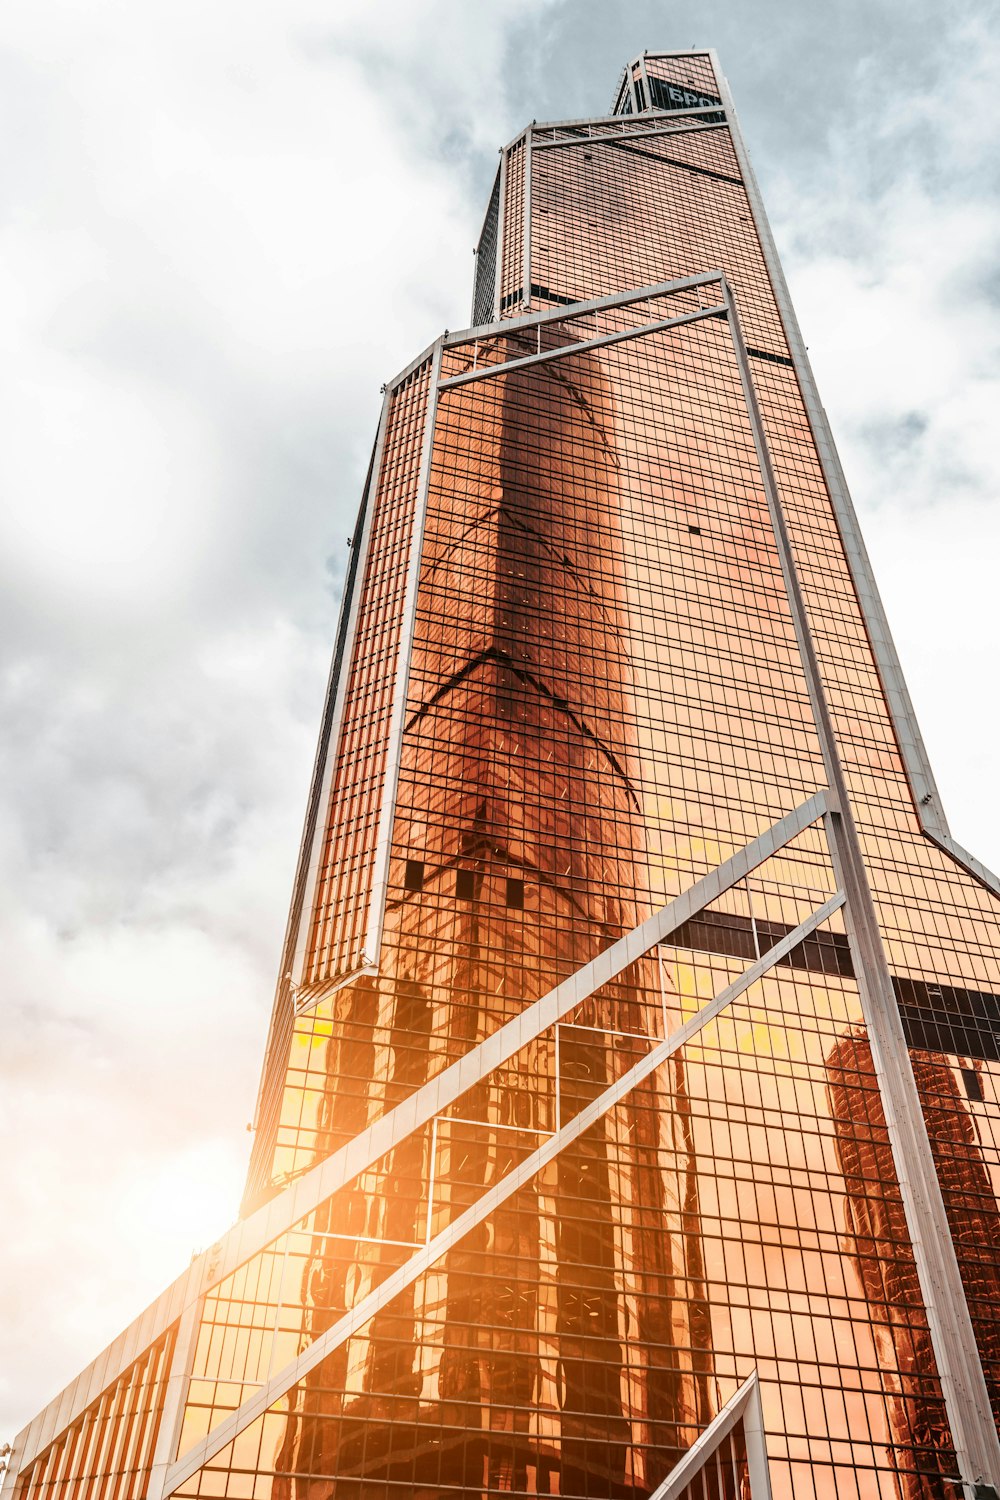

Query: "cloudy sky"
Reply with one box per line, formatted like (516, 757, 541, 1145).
(2, 0, 999, 1444)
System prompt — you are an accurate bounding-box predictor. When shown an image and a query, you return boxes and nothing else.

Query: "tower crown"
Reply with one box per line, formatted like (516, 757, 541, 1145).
(612, 49, 723, 115)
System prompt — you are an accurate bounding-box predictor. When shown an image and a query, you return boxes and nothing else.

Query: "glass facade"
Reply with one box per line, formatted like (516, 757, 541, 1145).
(7, 48, 1000, 1500)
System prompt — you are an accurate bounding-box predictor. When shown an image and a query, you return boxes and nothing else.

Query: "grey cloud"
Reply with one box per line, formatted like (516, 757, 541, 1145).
(860, 410, 932, 457)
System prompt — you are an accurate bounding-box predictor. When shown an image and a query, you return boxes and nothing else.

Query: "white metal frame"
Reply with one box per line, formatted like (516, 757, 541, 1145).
(288, 341, 443, 1014)
(163, 890, 844, 1495)
(444, 267, 722, 350)
(0, 779, 829, 1499)
(246, 399, 391, 1157)
(648, 1371, 772, 1500)
(360, 340, 444, 976)
(283, 390, 392, 1006)
(637, 55, 653, 114)
(470, 161, 502, 326)
(531, 120, 726, 153)
(7, 265, 1000, 1499)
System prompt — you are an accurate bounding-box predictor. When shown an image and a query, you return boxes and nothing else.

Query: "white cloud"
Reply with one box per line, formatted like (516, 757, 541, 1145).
(0, 0, 551, 1437)
(2, 0, 999, 1452)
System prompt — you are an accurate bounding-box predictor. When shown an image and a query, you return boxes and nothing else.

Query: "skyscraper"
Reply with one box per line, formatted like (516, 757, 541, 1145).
(5, 44, 1000, 1500)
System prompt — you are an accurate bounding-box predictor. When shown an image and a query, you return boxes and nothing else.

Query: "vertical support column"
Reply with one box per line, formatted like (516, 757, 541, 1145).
(425, 1117, 439, 1247)
(243, 396, 393, 1205)
(144, 1299, 202, 1500)
(723, 279, 1000, 1495)
(638, 53, 653, 113)
(743, 1375, 774, 1500)
(493, 149, 507, 322)
(363, 340, 444, 967)
(522, 128, 532, 309)
(286, 391, 392, 996)
(554, 1024, 561, 1132)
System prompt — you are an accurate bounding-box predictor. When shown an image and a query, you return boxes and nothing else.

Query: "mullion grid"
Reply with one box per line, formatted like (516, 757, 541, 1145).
(171, 47, 1000, 1500)
(522, 53, 1000, 1443)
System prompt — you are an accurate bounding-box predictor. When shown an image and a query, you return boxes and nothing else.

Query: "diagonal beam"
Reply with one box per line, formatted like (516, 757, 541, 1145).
(532, 120, 726, 151)
(5, 789, 827, 1485)
(438, 302, 729, 391)
(443, 269, 724, 348)
(648, 1370, 772, 1500)
(163, 890, 842, 1495)
(243, 789, 829, 1269)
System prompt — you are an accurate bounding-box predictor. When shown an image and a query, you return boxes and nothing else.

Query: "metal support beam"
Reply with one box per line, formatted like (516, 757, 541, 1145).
(648, 1371, 773, 1500)
(285, 389, 391, 999)
(361, 338, 444, 975)
(723, 277, 1000, 1493)
(143, 1299, 201, 1500)
(531, 120, 726, 151)
(743, 1374, 775, 1500)
(439, 301, 729, 391)
(522, 127, 532, 308)
(638, 53, 653, 114)
(445, 267, 724, 347)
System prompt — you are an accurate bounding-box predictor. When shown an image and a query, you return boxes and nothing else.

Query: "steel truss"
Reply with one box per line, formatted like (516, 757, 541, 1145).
(5, 272, 999, 1500)
(2, 786, 831, 1500)
(6, 791, 836, 1500)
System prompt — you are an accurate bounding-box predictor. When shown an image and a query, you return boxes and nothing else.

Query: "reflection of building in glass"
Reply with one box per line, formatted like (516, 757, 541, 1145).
(6, 48, 1000, 1500)
(272, 340, 713, 1496)
(272, 331, 727, 1496)
(828, 1031, 1000, 1500)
